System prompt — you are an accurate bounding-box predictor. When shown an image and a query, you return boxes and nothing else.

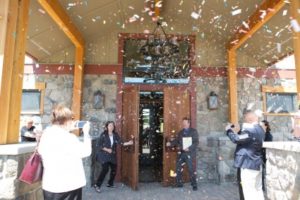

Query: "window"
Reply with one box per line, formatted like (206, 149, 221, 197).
(21, 83, 45, 114)
(262, 86, 297, 116)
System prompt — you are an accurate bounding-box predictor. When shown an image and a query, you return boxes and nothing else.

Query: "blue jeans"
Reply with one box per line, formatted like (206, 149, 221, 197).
(175, 152, 197, 187)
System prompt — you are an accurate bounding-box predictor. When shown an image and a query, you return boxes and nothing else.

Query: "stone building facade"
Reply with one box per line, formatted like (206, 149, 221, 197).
(20, 69, 294, 184)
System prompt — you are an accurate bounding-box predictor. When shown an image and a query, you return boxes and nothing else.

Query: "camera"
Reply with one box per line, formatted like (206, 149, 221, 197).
(75, 121, 87, 128)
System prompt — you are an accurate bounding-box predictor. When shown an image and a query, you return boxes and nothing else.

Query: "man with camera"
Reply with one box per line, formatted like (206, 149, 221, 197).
(225, 111, 265, 200)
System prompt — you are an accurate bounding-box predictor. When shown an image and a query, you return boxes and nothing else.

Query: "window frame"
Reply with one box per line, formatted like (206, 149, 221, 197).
(262, 85, 297, 116)
(21, 82, 45, 114)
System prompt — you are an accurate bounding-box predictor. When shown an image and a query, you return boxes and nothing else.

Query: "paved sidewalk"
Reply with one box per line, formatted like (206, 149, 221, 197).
(83, 182, 240, 200)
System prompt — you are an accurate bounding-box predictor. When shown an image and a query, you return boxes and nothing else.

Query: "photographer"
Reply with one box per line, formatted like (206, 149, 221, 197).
(225, 111, 265, 200)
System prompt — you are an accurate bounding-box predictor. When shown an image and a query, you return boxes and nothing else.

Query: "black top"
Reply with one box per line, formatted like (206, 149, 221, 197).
(96, 131, 122, 164)
(20, 126, 36, 142)
(170, 127, 199, 159)
(262, 131, 273, 163)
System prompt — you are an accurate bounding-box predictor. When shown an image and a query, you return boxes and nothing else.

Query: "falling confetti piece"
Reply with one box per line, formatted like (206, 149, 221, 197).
(259, 10, 266, 19)
(242, 21, 249, 29)
(231, 9, 241, 16)
(282, 9, 287, 16)
(155, 1, 162, 8)
(191, 12, 200, 19)
(277, 43, 281, 53)
(38, 8, 46, 14)
(249, 67, 256, 73)
(291, 19, 300, 32)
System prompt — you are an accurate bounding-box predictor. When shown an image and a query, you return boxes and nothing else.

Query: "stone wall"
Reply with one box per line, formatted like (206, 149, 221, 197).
(21, 73, 296, 184)
(22, 74, 118, 137)
(195, 76, 294, 183)
(0, 141, 95, 200)
(0, 143, 42, 200)
(264, 142, 300, 200)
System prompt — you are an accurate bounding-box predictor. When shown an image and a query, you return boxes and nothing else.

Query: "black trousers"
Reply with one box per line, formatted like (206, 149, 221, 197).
(96, 162, 117, 187)
(43, 187, 82, 200)
(237, 168, 244, 200)
(175, 153, 197, 187)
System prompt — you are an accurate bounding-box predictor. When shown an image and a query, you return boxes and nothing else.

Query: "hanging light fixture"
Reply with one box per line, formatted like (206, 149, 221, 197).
(139, 21, 180, 83)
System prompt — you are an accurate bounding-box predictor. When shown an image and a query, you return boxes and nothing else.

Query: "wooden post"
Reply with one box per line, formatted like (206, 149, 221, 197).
(71, 47, 84, 126)
(227, 50, 238, 123)
(226, 0, 286, 123)
(0, 0, 30, 144)
(38, 0, 85, 133)
(290, 0, 300, 101)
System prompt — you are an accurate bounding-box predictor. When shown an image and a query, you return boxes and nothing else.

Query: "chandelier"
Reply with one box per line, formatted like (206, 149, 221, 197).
(139, 21, 180, 83)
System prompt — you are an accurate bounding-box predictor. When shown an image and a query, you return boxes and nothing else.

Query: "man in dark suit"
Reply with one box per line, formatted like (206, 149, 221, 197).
(167, 117, 199, 191)
(226, 111, 265, 200)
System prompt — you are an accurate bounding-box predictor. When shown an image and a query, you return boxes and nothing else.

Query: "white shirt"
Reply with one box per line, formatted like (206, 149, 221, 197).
(109, 135, 114, 147)
(38, 125, 91, 193)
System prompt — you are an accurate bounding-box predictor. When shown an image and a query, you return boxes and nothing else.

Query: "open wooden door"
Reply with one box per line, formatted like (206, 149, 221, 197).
(163, 87, 191, 186)
(121, 86, 139, 190)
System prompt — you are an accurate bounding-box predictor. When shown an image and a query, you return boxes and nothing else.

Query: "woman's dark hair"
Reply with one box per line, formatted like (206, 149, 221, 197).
(261, 120, 271, 132)
(105, 121, 116, 133)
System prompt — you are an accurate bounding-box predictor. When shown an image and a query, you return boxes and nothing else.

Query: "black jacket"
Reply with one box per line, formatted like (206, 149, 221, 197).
(96, 131, 122, 164)
(170, 127, 199, 159)
(226, 124, 265, 171)
(262, 131, 273, 163)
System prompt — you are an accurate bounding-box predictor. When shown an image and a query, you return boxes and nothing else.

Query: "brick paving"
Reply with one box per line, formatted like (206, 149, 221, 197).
(83, 182, 240, 200)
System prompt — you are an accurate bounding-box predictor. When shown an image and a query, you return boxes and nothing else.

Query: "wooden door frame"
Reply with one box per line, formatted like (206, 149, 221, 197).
(115, 80, 197, 182)
(115, 32, 197, 182)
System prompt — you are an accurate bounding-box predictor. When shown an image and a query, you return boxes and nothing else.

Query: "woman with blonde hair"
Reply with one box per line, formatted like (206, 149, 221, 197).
(38, 105, 91, 200)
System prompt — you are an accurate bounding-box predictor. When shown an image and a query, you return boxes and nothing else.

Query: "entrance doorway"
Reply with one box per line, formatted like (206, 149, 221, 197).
(139, 92, 163, 182)
(120, 86, 192, 190)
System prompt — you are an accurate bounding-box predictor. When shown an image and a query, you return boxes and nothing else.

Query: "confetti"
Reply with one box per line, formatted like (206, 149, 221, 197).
(242, 21, 249, 29)
(191, 12, 200, 19)
(291, 19, 300, 32)
(259, 10, 266, 19)
(68, 3, 76, 7)
(231, 9, 241, 16)
(249, 68, 256, 73)
(282, 9, 287, 16)
(155, 1, 162, 8)
(277, 43, 281, 53)
(129, 14, 140, 23)
(38, 8, 46, 14)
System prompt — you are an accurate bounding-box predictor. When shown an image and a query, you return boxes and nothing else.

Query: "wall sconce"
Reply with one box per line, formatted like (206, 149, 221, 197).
(93, 90, 105, 109)
(208, 91, 218, 110)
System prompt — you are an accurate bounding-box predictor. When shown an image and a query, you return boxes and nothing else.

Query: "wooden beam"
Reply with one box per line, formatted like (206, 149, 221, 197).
(38, 0, 84, 47)
(0, 0, 30, 144)
(290, 0, 300, 102)
(227, 50, 238, 123)
(228, 0, 285, 51)
(71, 46, 84, 135)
